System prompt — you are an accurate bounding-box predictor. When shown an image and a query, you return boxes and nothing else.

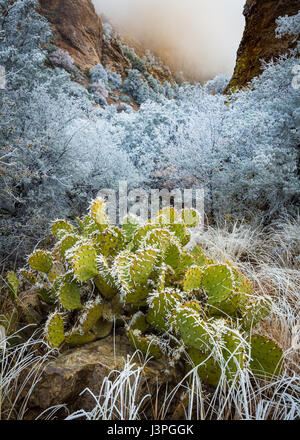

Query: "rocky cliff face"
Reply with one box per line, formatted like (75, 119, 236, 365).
(38, 0, 103, 70)
(37, 0, 165, 81)
(227, 0, 299, 91)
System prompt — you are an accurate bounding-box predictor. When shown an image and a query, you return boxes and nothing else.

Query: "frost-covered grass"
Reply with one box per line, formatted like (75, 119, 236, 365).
(0, 325, 55, 420)
(65, 353, 151, 420)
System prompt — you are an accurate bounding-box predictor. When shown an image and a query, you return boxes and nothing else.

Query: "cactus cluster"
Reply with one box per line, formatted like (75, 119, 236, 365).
(12, 199, 283, 386)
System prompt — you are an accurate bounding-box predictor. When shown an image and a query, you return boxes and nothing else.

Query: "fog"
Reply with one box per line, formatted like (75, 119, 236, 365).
(92, 0, 245, 81)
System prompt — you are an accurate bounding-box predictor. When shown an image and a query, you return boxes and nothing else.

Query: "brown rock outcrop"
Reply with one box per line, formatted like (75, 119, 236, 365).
(26, 333, 182, 418)
(38, 0, 103, 70)
(227, 0, 299, 91)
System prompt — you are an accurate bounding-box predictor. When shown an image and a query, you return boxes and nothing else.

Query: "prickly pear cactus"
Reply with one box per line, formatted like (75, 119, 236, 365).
(183, 266, 203, 292)
(58, 280, 82, 310)
(89, 197, 108, 228)
(13, 198, 283, 387)
(79, 299, 103, 333)
(28, 250, 53, 274)
(51, 219, 75, 239)
(127, 329, 163, 359)
(45, 312, 65, 348)
(147, 288, 182, 332)
(240, 295, 272, 330)
(187, 348, 221, 387)
(250, 335, 283, 378)
(71, 241, 98, 282)
(7, 271, 19, 300)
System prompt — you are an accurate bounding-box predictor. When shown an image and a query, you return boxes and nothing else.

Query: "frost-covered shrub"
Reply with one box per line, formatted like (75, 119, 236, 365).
(123, 69, 151, 105)
(90, 63, 123, 97)
(102, 22, 113, 42)
(108, 70, 122, 90)
(89, 79, 109, 105)
(90, 63, 109, 87)
(48, 48, 77, 72)
(121, 45, 147, 75)
(0, 0, 142, 264)
(163, 81, 176, 99)
(204, 74, 230, 94)
(1, 0, 299, 267)
(276, 11, 300, 39)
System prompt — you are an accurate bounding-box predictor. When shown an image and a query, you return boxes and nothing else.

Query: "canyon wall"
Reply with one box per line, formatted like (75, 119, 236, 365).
(227, 0, 299, 91)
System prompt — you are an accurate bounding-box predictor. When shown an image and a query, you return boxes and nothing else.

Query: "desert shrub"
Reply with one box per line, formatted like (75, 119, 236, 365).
(1, 0, 298, 267)
(123, 69, 151, 105)
(204, 74, 230, 94)
(48, 48, 78, 73)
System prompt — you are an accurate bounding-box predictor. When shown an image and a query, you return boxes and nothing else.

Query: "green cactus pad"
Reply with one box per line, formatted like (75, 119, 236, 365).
(132, 222, 157, 249)
(174, 306, 216, 353)
(128, 311, 149, 332)
(127, 329, 162, 359)
(147, 288, 182, 332)
(57, 234, 80, 259)
(66, 319, 112, 346)
(48, 261, 65, 283)
(176, 251, 195, 276)
(51, 219, 75, 238)
(201, 264, 233, 307)
(187, 347, 221, 387)
(45, 313, 65, 348)
(95, 254, 118, 298)
(164, 241, 181, 270)
(155, 264, 175, 292)
(110, 226, 126, 253)
(93, 319, 113, 338)
(71, 241, 98, 282)
(19, 269, 38, 285)
(122, 215, 141, 242)
(191, 246, 214, 266)
(92, 228, 119, 257)
(90, 198, 108, 228)
(181, 208, 200, 228)
(79, 300, 103, 333)
(113, 250, 135, 292)
(142, 228, 173, 252)
(58, 281, 82, 310)
(240, 295, 272, 330)
(129, 248, 158, 286)
(79, 215, 100, 236)
(28, 250, 53, 274)
(250, 335, 283, 378)
(222, 328, 245, 376)
(114, 251, 150, 304)
(181, 300, 204, 315)
(183, 266, 203, 292)
(65, 331, 96, 346)
(169, 222, 191, 246)
(7, 271, 19, 300)
(154, 207, 180, 225)
(38, 287, 56, 305)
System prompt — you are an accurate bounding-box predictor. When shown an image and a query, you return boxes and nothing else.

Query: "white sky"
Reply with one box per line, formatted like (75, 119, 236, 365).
(92, 0, 245, 80)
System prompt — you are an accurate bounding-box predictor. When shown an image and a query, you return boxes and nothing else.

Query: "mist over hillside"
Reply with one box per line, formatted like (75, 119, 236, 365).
(92, 0, 245, 81)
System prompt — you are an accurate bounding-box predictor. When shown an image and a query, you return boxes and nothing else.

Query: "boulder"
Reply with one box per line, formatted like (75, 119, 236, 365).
(27, 332, 182, 418)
